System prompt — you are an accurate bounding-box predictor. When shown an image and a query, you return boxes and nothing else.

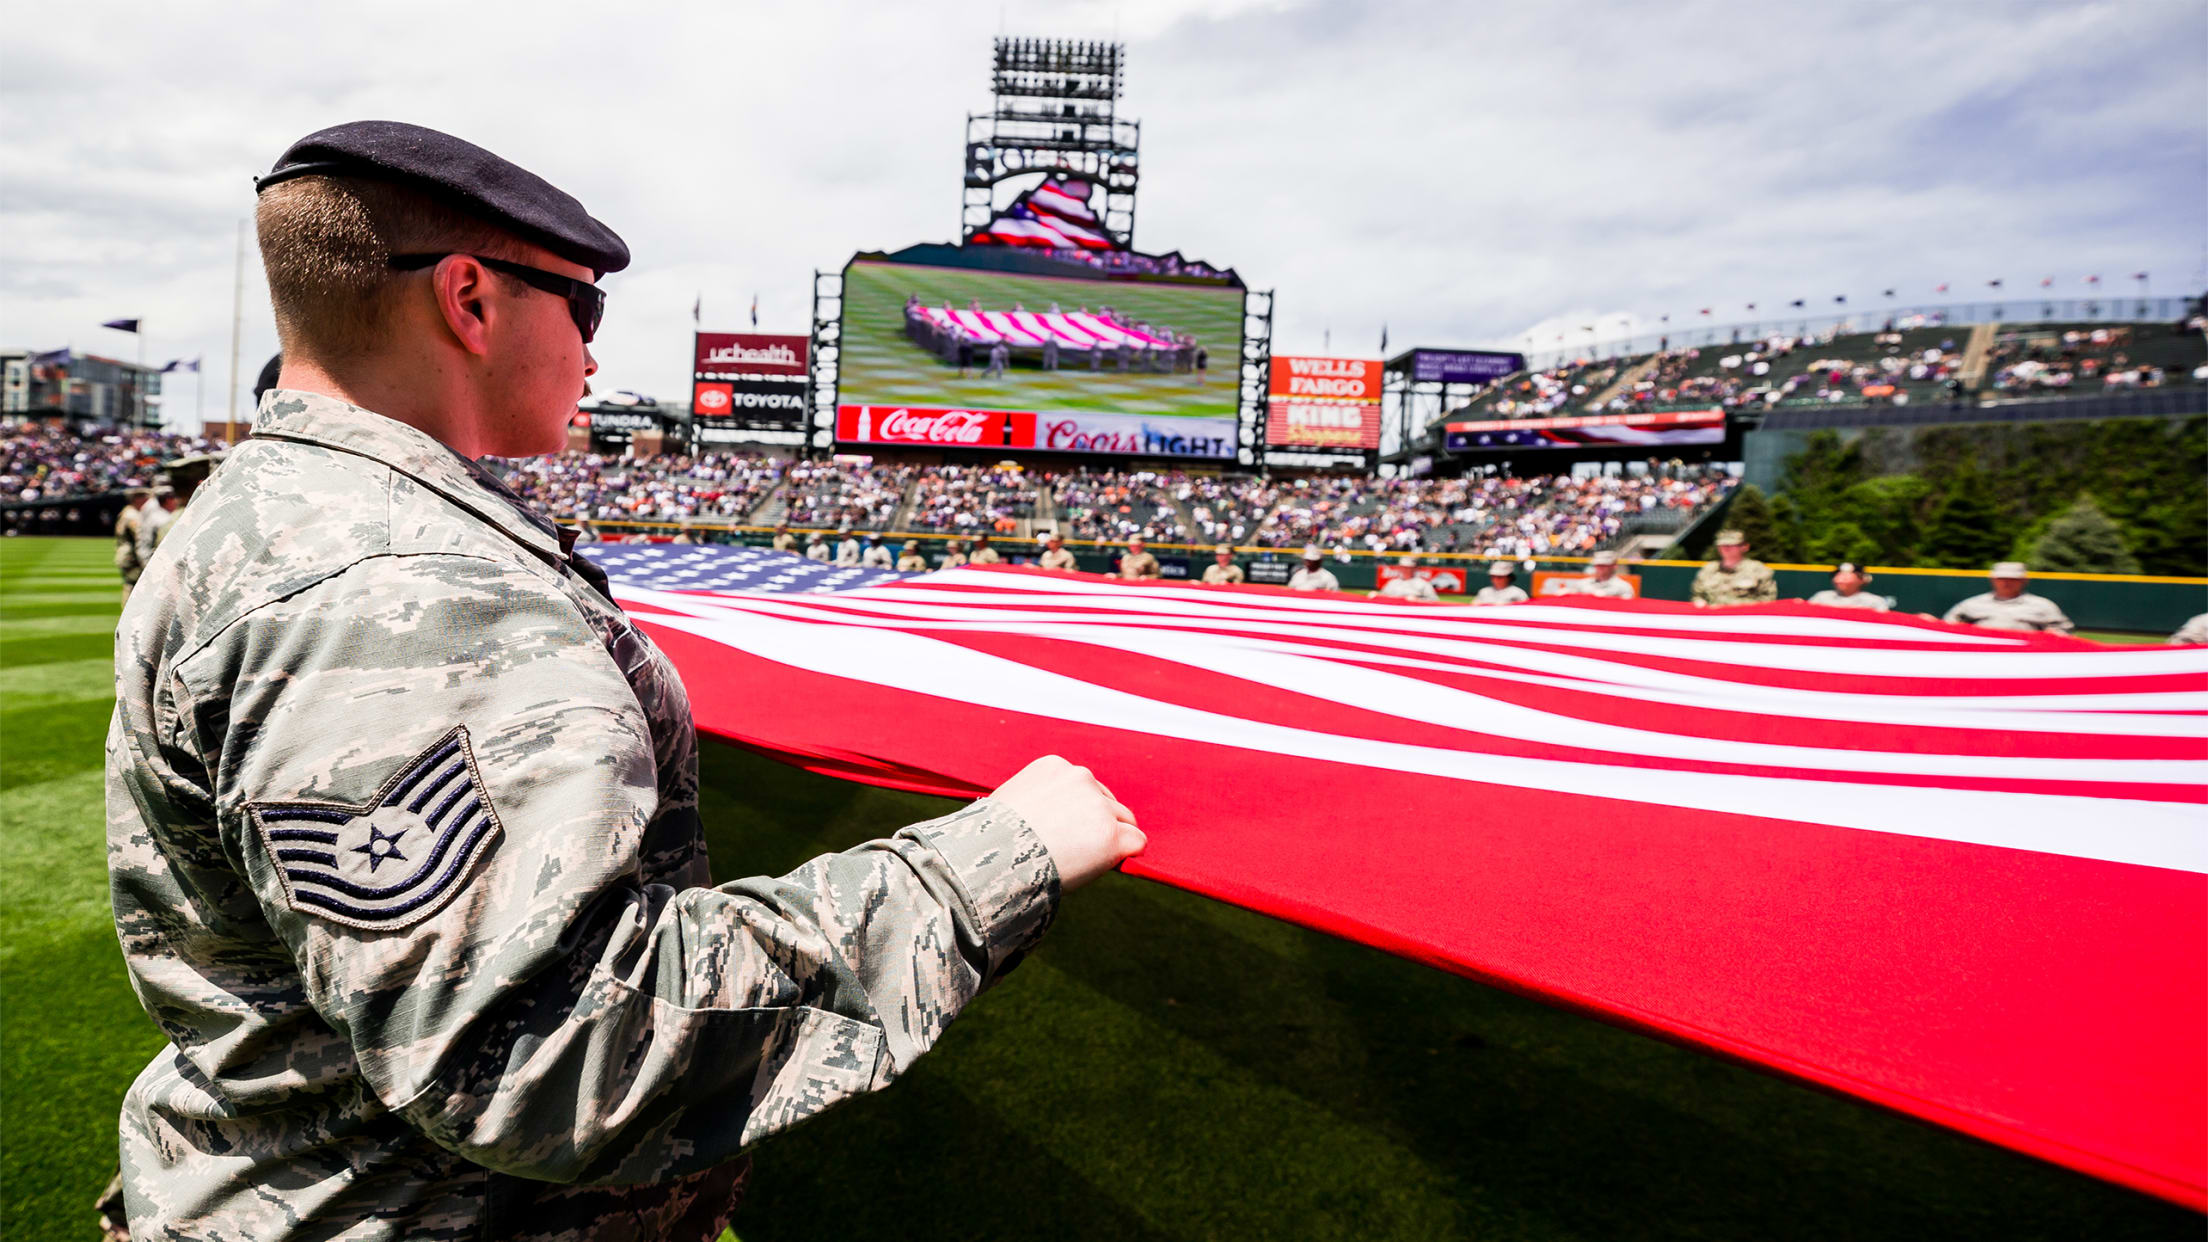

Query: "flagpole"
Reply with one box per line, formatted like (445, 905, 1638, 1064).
(226, 219, 245, 443)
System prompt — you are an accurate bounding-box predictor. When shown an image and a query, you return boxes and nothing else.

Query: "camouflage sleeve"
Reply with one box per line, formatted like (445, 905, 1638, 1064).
(178, 552, 1060, 1186)
(1689, 566, 1713, 605)
(1751, 567, 1778, 602)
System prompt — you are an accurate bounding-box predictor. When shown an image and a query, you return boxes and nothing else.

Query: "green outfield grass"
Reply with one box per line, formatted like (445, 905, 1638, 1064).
(838, 259, 1245, 418)
(1, 536, 2192, 1241)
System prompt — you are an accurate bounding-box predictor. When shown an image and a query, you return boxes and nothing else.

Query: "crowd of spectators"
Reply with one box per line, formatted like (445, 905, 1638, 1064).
(498, 451, 785, 523)
(2, 424, 223, 503)
(907, 463, 1034, 534)
(1034, 463, 1736, 558)
(779, 459, 914, 530)
(1051, 469, 1190, 543)
(5, 422, 1737, 561)
(1985, 325, 2182, 394)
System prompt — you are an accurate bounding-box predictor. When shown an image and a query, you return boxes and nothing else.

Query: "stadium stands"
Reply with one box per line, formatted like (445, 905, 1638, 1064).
(501, 451, 785, 523)
(2, 424, 223, 502)
(777, 459, 915, 530)
(906, 463, 1037, 534)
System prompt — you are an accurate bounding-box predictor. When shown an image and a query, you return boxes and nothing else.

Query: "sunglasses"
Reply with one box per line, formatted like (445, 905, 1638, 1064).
(389, 253, 605, 343)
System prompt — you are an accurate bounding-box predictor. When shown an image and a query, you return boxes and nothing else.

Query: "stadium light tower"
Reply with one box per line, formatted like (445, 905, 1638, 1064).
(962, 38, 1141, 249)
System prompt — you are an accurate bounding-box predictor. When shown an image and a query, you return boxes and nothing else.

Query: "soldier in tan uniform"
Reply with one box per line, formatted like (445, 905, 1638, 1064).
(968, 533, 1003, 565)
(895, 540, 929, 570)
(1201, 543, 1244, 585)
(1118, 536, 1162, 580)
(1037, 529, 1078, 572)
(1472, 561, 1529, 606)
(1376, 556, 1442, 603)
(769, 523, 796, 552)
(938, 538, 970, 569)
(102, 120, 1144, 1242)
(2170, 614, 2208, 645)
(1807, 562, 1890, 610)
(1288, 545, 1340, 592)
(1942, 562, 2075, 633)
(1692, 529, 1778, 607)
(113, 487, 151, 601)
(1562, 550, 1636, 599)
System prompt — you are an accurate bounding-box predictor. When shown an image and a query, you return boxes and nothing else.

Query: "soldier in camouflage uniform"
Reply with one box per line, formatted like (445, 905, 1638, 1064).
(105, 120, 1143, 1242)
(1691, 529, 1778, 607)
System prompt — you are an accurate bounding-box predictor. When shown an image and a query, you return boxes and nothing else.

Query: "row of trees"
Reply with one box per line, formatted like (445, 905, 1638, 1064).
(1699, 418, 2205, 575)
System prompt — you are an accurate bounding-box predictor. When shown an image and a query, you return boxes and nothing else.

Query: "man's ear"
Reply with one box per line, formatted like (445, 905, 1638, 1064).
(430, 257, 496, 357)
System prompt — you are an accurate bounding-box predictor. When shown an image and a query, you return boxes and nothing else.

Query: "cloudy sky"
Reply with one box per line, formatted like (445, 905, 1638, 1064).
(4, 0, 2202, 430)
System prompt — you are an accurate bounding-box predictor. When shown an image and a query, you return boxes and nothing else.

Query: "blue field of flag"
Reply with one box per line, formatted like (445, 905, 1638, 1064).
(584, 544, 915, 594)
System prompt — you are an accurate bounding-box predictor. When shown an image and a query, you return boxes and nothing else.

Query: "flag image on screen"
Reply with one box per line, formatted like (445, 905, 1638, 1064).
(837, 257, 1246, 434)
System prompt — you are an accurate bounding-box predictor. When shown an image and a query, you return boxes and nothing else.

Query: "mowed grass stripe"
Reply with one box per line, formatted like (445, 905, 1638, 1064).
(0, 537, 2192, 1242)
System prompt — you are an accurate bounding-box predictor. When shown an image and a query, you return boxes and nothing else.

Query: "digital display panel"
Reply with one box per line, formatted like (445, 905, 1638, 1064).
(1412, 349, 1526, 384)
(836, 256, 1246, 460)
(1444, 408, 1726, 452)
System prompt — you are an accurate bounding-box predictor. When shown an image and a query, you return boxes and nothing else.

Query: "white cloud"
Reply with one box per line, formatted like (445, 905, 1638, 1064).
(1, 0, 2199, 431)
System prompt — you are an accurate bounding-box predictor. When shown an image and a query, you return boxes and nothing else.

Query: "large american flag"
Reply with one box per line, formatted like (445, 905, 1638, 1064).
(595, 545, 2208, 1207)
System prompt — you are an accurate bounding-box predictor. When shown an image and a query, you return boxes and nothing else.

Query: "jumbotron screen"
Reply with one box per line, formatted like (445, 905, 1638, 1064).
(836, 256, 1246, 459)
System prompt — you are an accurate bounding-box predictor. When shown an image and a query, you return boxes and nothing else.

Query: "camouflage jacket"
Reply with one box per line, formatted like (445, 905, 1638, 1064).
(1691, 558, 1778, 607)
(107, 391, 1060, 1241)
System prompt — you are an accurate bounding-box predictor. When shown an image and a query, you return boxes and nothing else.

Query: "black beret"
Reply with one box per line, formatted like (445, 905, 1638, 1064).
(257, 120, 629, 275)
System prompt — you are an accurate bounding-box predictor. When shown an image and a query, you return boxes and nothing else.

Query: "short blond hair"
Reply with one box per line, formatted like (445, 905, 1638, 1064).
(255, 176, 523, 364)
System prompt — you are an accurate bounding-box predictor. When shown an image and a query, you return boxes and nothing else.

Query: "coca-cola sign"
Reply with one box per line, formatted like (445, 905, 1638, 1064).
(837, 405, 1238, 460)
(836, 405, 1036, 448)
(694, 332, 809, 376)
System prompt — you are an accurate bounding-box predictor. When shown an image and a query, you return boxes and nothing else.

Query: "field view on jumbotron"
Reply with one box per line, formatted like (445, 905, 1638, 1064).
(834, 244, 1248, 457)
(4, 8, 2207, 1242)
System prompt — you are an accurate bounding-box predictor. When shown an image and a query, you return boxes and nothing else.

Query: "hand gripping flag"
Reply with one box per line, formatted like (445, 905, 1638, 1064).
(594, 545, 2208, 1207)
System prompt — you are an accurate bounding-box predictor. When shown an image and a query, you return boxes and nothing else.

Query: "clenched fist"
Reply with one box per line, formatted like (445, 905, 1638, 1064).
(988, 755, 1145, 890)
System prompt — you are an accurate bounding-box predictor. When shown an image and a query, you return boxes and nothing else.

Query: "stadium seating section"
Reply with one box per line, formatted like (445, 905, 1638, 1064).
(1430, 315, 2203, 434)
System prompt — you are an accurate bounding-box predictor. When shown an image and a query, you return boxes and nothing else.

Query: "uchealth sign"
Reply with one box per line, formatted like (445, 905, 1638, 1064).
(1265, 356, 1382, 449)
(694, 332, 809, 376)
(837, 405, 1237, 460)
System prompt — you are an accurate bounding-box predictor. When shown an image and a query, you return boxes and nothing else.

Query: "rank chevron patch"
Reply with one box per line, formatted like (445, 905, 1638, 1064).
(249, 726, 505, 931)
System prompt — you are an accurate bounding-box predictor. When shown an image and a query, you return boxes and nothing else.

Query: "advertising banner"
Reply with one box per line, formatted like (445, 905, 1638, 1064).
(1265, 356, 1382, 450)
(837, 404, 1237, 461)
(1532, 570, 1643, 598)
(1376, 563, 1472, 594)
(694, 333, 809, 377)
(692, 378, 806, 422)
(1445, 408, 1725, 452)
(1266, 399, 1381, 448)
(1411, 349, 1526, 384)
(577, 408, 659, 446)
(1268, 356, 1382, 402)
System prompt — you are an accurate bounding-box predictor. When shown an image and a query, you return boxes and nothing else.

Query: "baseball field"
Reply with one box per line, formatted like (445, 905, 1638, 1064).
(838, 259, 1246, 418)
(0, 535, 2191, 1241)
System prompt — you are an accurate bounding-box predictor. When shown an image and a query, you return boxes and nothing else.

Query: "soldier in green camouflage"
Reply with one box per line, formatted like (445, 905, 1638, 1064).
(104, 121, 1144, 1242)
(1691, 529, 1778, 607)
